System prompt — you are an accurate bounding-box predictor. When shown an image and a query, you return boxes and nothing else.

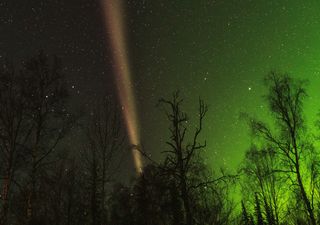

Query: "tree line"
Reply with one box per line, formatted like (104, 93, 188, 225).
(0, 53, 319, 225)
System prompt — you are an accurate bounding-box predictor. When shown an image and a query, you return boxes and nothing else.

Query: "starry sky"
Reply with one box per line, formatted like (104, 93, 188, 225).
(2, 0, 320, 174)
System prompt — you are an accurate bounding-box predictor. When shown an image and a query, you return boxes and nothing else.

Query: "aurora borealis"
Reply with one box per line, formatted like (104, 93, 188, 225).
(4, 0, 320, 224)
(2, 0, 320, 174)
(124, 0, 320, 172)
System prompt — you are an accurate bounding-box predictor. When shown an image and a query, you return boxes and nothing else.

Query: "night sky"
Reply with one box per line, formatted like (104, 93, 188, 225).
(2, 0, 320, 174)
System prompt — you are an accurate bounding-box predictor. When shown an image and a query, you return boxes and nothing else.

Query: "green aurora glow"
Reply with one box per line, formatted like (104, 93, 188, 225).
(126, 0, 320, 171)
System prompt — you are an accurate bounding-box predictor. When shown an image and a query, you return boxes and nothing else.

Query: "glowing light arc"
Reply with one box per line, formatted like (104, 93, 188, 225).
(101, 0, 143, 174)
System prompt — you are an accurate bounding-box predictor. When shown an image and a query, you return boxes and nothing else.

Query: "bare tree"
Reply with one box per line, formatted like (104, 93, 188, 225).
(158, 92, 207, 225)
(240, 201, 254, 225)
(18, 51, 73, 224)
(81, 96, 124, 225)
(40, 155, 88, 225)
(249, 72, 316, 224)
(0, 60, 33, 224)
(240, 146, 285, 225)
(132, 92, 236, 225)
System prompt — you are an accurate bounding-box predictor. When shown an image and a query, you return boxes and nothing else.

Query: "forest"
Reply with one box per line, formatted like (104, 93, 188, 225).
(1, 52, 320, 225)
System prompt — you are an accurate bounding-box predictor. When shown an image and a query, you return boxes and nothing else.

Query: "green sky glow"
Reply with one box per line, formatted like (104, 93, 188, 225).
(126, 0, 320, 171)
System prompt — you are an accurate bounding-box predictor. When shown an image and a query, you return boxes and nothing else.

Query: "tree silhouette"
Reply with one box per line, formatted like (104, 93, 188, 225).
(241, 200, 254, 225)
(158, 92, 207, 225)
(18, 51, 73, 224)
(240, 146, 284, 225)
(0, 60, 33, 224)
(254, 193, 264, 225)
(81, 96, 124, 225)
(248, 72, 317, 224)
(153, 92, 235, 225)
(108, 183, 134, 225)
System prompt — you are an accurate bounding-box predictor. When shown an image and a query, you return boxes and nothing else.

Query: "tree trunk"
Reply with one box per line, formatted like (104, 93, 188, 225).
(178, 156, 192, 225)
(293, 136, 316, 225)
(91, 150, 99, 225)
(180, 178, 192, 225)
(296, 169, 316, 225)
(101, 151, 106, 225)
(1, 176, 10, 225)
(27, 163, 37, 223)
(1, 145, 14, 225)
